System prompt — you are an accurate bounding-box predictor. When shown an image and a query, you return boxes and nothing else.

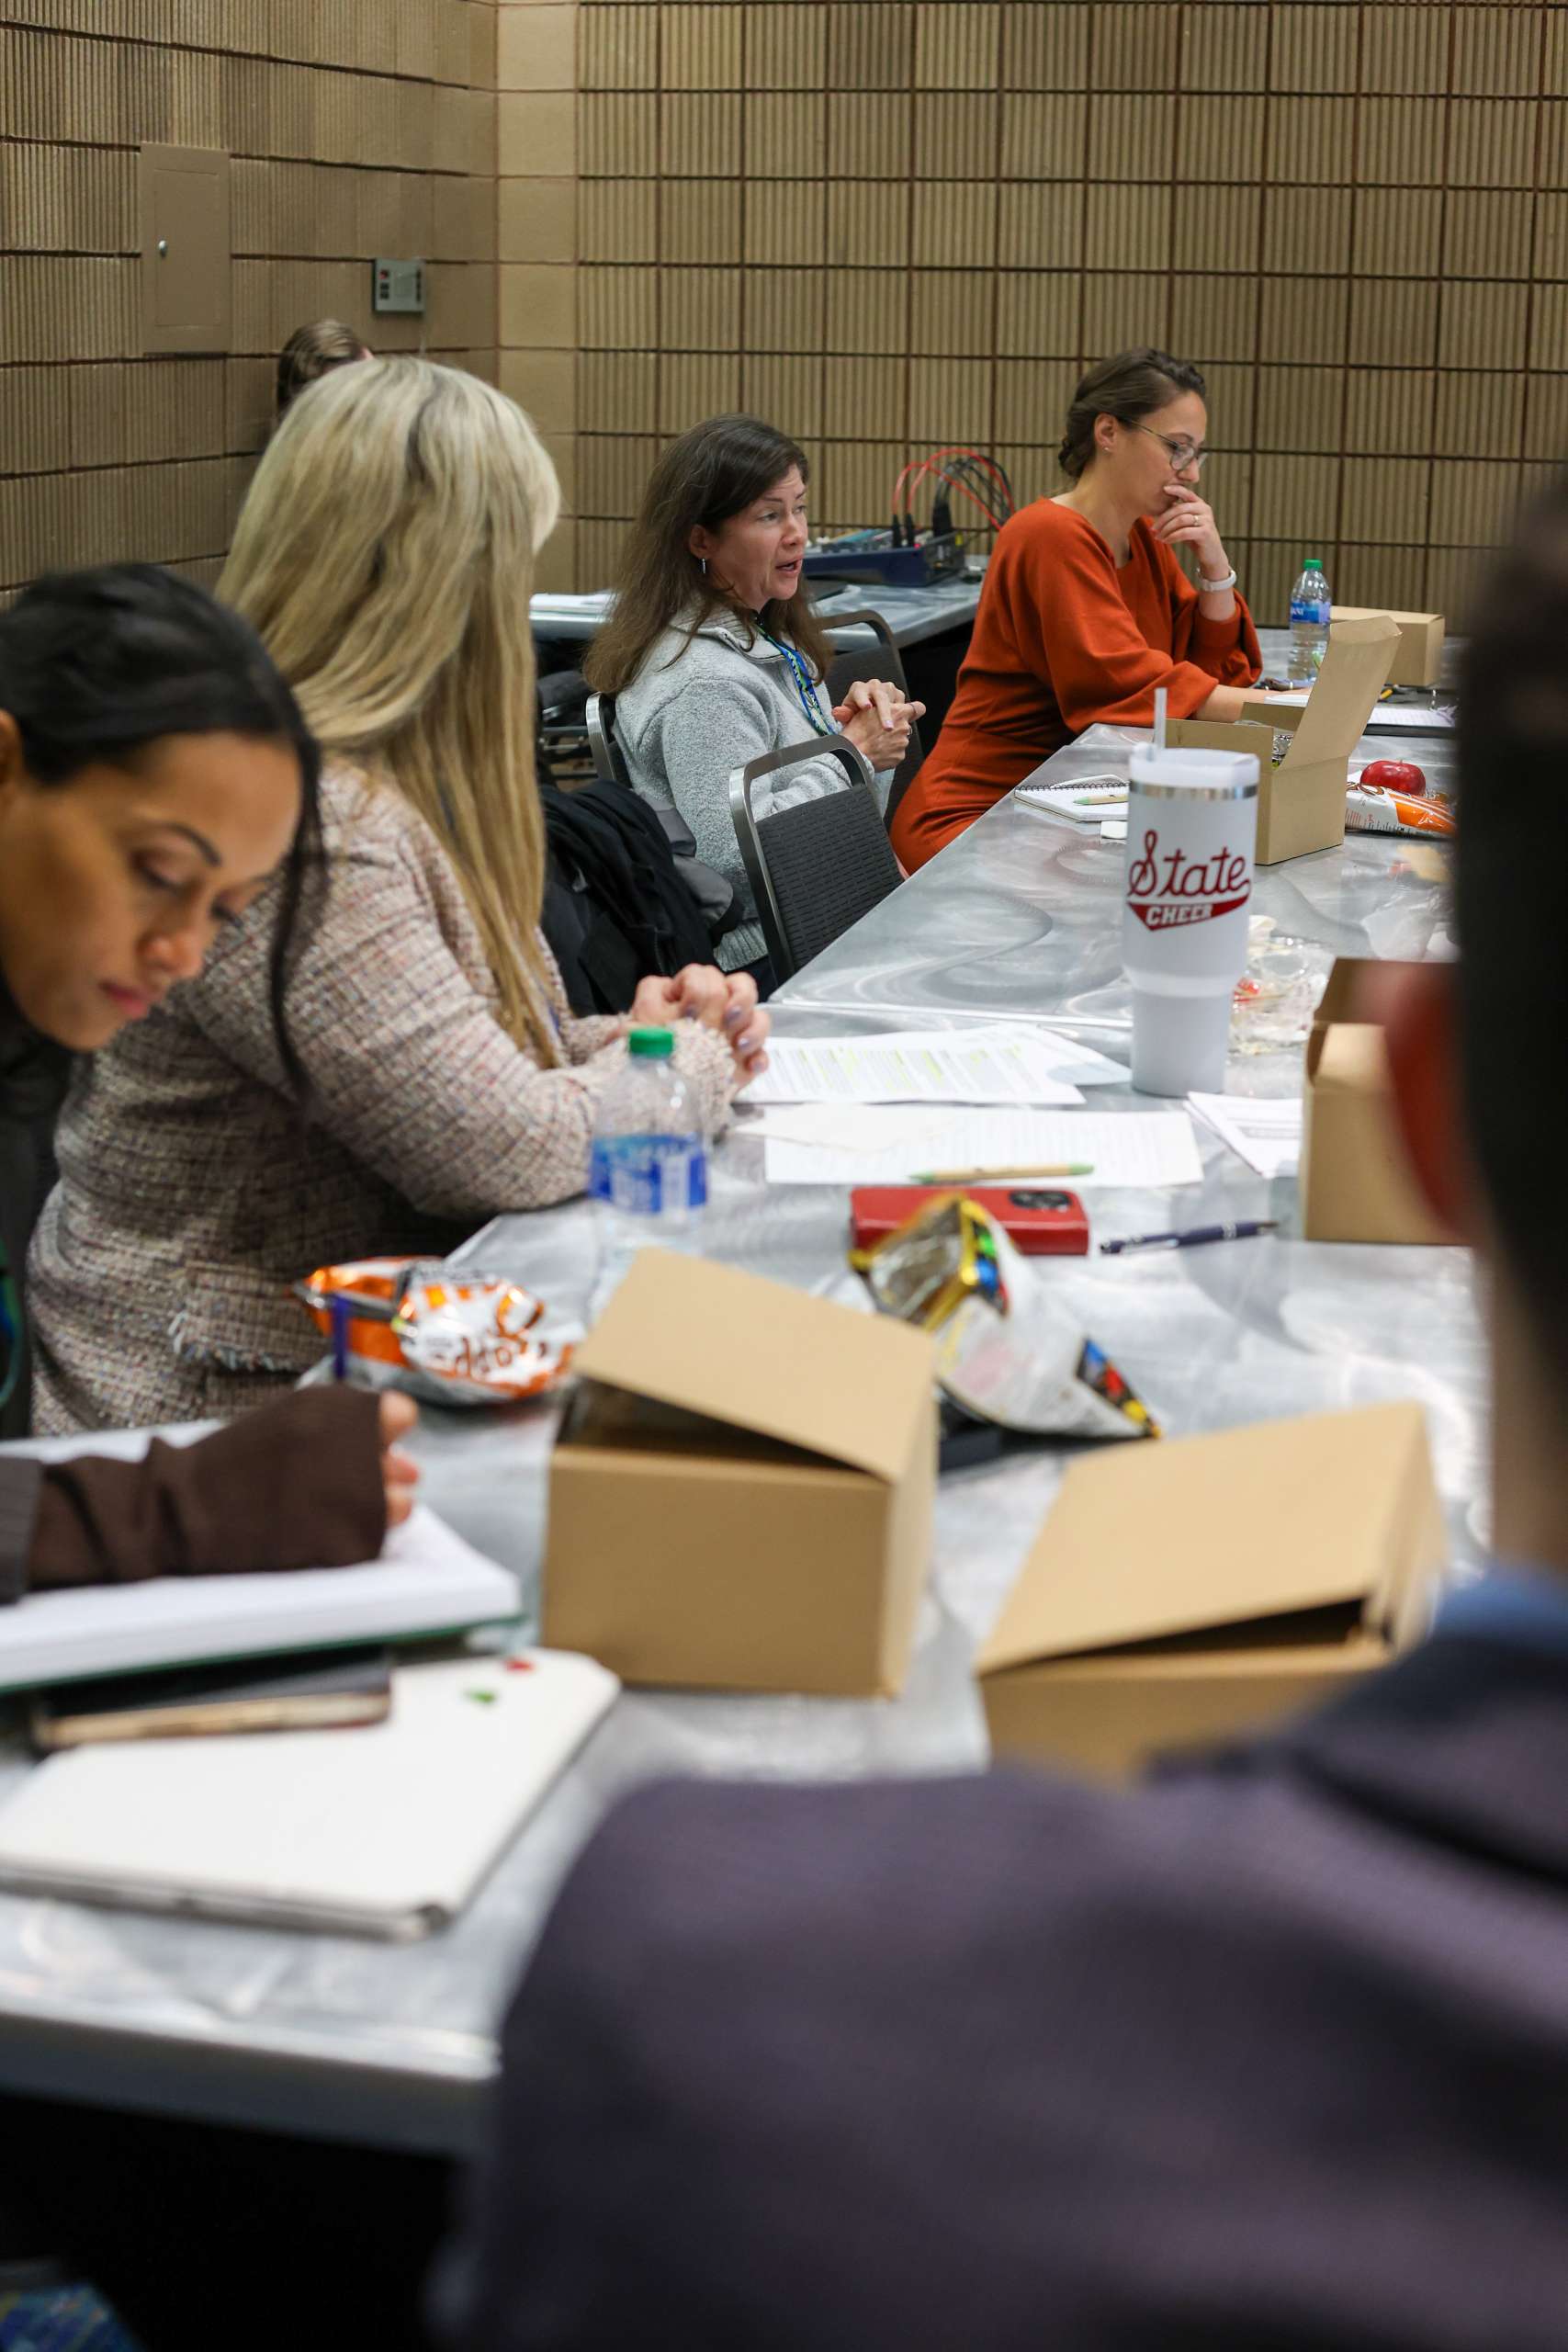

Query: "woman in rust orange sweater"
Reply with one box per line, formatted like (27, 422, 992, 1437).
(893, 349, 1262, 871)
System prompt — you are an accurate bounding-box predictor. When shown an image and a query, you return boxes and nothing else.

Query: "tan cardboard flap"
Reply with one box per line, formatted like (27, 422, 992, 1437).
(976, 1402, 1432, 1677)
(1314, 1023, 1390, 1095)
(571, 1250, 935, 1486)
(1277, 616, 1399, 767)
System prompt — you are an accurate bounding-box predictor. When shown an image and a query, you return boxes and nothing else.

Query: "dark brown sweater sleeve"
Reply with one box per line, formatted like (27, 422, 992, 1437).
(25, 1385, 389, 1595)
(0, 1458, 44, 1605)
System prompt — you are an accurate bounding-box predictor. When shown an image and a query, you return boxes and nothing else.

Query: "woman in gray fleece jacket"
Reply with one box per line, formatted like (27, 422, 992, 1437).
(588, 416, 923, 984)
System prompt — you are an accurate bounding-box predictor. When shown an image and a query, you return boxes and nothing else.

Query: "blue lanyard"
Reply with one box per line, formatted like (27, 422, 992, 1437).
(757, 626, 831, 737)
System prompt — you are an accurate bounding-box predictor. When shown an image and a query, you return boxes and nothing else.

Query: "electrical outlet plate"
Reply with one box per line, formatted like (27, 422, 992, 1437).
(372, 258, 425, 316)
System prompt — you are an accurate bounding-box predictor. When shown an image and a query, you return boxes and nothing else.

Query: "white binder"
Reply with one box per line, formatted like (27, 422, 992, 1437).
(0, 1648, 619, 1939)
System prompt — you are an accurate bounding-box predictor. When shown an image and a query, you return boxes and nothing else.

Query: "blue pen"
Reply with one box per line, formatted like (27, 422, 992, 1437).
(1100, 1219, 1278, 1256)
(330, 1292, 351, 1380)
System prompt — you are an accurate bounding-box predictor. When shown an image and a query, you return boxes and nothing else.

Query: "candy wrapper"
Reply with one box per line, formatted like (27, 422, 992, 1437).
(852, 1196, 1157, 1441)
(296, 1257, 574, 1407)
(1345, 784, 1455, 839)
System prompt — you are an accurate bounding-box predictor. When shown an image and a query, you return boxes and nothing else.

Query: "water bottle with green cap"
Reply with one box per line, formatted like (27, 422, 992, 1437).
(588, 1026, 708, 1316)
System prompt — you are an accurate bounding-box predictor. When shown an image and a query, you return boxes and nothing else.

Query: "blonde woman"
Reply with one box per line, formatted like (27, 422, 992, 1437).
(28, 360, 768, 1432)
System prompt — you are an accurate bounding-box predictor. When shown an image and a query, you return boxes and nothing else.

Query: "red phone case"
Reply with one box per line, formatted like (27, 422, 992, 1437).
(850, 1185, 1089, 1256)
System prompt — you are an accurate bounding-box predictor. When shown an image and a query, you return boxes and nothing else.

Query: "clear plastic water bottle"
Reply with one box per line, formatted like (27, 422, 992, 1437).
(588, 1027, 707, 1317)
(1288, 557, 1331, 684)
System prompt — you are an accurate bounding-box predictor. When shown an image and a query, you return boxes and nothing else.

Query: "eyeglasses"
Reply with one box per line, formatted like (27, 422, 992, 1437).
(1135, 426, 1208, 473)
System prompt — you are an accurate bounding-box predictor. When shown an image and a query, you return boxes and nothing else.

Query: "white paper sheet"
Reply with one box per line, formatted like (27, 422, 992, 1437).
(742, 1103, 953, 1154)
(743, 1027, 1089, 1109)
(1189, 1091, 1303, 1180)
(1261, 689, 1453, 735)
(763, 1108, 1203, 1190)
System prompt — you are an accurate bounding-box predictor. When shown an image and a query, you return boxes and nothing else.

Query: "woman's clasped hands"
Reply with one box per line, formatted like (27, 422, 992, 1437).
(629, 964, 772, 1088)
(831, 676, 926, 771)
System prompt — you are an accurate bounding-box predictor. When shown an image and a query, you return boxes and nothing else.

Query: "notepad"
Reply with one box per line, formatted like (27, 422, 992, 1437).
(0, 1649, 619, 1939)
(0, 1504, 520, 1693)
(1013, 772, 1129, 824)
(763, 1109, 1203, 1190)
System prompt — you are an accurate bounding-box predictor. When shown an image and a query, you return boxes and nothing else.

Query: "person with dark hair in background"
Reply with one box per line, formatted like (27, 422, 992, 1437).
(274, 317, 370, 423)
(892, 348, 1262, 871)
(0, 564, 416, 1598)
(588, 414, 925, 989)
(435, 479, 1568, 2347)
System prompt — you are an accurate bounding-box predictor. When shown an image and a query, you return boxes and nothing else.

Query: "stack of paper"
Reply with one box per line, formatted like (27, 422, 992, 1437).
(0, 1506, 520, 1692)
(1189, 1092, 1303, 1181)
(762, 1108, 1203, 1190)
(745, 1025, 1126, 1108)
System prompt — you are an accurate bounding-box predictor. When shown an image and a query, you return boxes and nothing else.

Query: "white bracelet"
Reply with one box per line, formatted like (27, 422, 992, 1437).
(1199, 567, 1237, 594)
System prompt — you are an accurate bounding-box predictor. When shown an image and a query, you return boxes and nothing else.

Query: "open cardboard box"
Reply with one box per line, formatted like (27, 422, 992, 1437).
(1302, 956, 1457, 1245)
(976, 1401, 1444, 1782)
(1168, 613, 1399, 864)
(542, 1250, 938, 1696)
(1329, 606, 1445, 689)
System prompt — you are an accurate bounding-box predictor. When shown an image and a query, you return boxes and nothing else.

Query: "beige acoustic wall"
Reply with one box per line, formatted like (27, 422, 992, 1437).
(497, 0, 579, 590)
(0, 0, 498, 598)
(556, 0, 1568, 620)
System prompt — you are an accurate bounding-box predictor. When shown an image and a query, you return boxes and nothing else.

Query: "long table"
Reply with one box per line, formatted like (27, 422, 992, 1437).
(532, 569, 985, 655)
(0, 724, 1477, 2160)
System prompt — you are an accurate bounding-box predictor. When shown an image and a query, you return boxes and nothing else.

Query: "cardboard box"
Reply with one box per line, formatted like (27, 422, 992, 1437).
(1168, 613, 1399, 864)
(976, 1401, 1444, 1782)
(1329, 606, 1446, 689)
(1301, 956, 1457, 1245)
(542, 1250, 938, 1696)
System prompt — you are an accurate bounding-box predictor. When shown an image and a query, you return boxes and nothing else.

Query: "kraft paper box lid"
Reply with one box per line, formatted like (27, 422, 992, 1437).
(976, 1401, 1440, 1681)
(1328, 607, 1445, 687)
(1238, 614, 1400, 768)
(570, 1249, 935, 1485)
(1306, 955, 1413, 1081)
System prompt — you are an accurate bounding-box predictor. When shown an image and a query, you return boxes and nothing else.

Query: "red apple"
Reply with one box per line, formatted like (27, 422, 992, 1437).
(1360, 757, 1427, 798)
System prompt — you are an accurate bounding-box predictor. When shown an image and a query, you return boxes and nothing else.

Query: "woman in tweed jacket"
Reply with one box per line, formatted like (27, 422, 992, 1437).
(28, 362, 768, 1433)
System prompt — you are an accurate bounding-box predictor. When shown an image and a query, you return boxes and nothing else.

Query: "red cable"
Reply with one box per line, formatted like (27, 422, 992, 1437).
(899, 457, 1006, 531)
(891, 447, 1010, 530)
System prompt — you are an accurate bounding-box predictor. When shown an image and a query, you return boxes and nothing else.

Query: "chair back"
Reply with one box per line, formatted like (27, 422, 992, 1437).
(823, 608, 926, 828)
(585, 693, 635, 791)
(728, 737, 902, 983)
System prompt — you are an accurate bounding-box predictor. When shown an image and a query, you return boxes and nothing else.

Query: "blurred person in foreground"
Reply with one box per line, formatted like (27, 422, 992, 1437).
(434, 483, 1568, 2348)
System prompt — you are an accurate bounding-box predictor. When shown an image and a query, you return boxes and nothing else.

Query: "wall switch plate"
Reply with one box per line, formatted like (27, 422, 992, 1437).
(372, 258, 425, 315)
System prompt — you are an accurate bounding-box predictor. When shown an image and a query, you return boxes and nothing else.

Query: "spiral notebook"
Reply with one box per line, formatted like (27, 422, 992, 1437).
(0, 1649, 620, 1939)
(1013, 770, 1129, 825)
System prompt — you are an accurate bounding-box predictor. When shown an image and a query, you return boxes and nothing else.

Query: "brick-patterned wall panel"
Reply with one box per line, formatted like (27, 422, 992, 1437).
(558, 0, 1568, 618)
(0, 0, 498, 594)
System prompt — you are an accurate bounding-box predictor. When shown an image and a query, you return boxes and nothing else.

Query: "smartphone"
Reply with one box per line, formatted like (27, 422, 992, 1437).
(28, 1648, 394, 1752)
(850, 1186, 1089, 1256)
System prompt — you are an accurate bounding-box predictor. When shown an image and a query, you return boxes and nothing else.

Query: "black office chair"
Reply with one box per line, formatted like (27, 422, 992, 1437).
(585, 690, 633, 790)
(823, 607, 926, 830)
(536, 663, 592, 786)
(584, 691, 743, 946)
(728, 736, 903, 983)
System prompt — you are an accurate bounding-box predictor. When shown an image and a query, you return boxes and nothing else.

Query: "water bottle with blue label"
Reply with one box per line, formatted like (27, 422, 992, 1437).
(1288, 557, 1331, 684)
(588, 1027, 707, 1316)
